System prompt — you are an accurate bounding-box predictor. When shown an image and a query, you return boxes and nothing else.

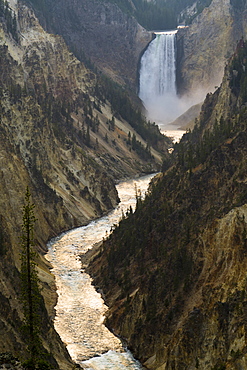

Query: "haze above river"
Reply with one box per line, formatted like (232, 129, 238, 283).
(47, 175, 155, 369)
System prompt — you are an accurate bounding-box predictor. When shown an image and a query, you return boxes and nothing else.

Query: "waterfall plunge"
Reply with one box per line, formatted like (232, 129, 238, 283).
(139, 30, 185, 132)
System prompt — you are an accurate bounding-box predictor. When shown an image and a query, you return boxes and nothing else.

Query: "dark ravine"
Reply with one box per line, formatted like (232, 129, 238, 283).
(88, 42, 247, 369)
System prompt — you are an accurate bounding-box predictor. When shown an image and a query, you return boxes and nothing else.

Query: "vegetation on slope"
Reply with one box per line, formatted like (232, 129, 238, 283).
(88, 42, 247, 369)
(24, 0, 169, 158)
(104, 0, 213, 29)
(0, 0, 18, 41)
(175, 39, 247, 171)
(94, 73, 169, 152)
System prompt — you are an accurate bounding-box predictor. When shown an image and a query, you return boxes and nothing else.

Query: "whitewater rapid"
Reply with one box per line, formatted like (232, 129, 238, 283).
(47, 174, 155, 369)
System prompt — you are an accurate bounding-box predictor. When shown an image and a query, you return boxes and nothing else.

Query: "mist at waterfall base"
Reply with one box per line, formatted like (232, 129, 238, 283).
(143, 92, 192, 130)
(139, 31, 203, 138)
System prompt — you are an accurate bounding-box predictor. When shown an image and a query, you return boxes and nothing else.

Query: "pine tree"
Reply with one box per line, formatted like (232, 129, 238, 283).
(20, 187, 42, 367)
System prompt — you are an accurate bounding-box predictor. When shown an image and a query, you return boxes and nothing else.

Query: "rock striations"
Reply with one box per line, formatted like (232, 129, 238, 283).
(88, 41, 247, 369)
(177, 0, 247, 99)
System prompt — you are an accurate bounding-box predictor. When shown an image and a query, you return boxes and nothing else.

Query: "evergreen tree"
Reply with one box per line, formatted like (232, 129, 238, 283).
(20, 187, 42, 367)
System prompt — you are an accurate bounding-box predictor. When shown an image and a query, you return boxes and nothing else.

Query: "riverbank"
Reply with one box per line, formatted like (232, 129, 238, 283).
(80, 241, 103, 270)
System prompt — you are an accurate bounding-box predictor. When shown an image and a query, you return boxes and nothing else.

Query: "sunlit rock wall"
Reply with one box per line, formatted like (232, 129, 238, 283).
(177, 0, 247, 100)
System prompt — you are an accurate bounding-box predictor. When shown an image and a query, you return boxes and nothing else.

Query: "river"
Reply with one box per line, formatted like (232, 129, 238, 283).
(46, 174, 155, 369)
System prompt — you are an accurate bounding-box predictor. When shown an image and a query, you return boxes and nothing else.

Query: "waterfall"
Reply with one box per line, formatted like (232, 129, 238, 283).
(139, 31, 177, 99)
(139, 30, 181, 128)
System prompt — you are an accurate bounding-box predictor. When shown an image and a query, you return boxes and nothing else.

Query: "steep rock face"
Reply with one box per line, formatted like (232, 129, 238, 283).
(177, 0, 247, 98)
(88, 42, 247, 369)
(2, 1, 124, 227)
(30, 0, 152, 91)
(1, 0, 165, 231)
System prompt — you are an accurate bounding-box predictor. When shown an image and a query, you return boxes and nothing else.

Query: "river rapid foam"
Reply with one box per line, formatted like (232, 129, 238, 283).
(47, 175, 155, 369)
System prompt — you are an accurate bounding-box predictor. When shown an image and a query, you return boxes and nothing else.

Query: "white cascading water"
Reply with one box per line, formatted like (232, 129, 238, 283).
(139, 31, 177, 100)
(139, 30, 185, 139)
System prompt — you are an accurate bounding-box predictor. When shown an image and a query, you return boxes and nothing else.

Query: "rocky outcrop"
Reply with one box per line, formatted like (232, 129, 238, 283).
(1, 4, 119, 229)
(177, 0, 247, 99)
(169, 102, 202, 129)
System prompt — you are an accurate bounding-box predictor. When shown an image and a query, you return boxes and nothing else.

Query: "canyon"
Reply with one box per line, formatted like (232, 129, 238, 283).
(1, 0, 247, 369)
(88, 38, 247, 369)
(0, 0, 167, 367)
(32, 0, 247, 102)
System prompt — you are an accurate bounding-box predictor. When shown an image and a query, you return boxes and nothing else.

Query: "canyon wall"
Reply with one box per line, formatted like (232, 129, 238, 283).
(28, 0, 247, 106)
(88, 40, 247, 369)
(177, 0, 247, 100)
(29, 0, 152, 91)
